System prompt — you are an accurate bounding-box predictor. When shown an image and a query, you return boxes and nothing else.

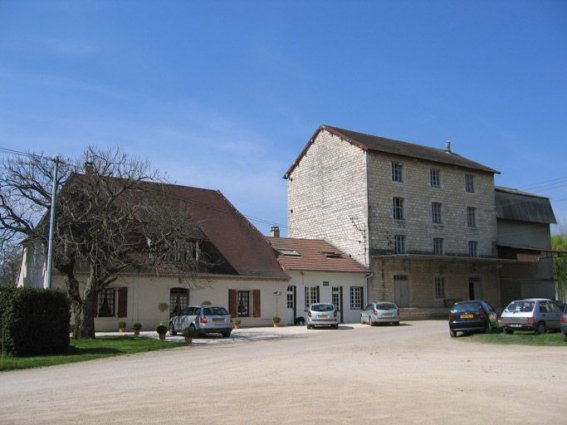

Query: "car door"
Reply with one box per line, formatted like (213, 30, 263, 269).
(546, 301, 562, 330)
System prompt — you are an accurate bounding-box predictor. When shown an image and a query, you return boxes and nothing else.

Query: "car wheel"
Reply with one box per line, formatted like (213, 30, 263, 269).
(394, 321, 400, 326)
(535, 321, 546, 335)
(503, 328, 514, 335)
(169, 323, 177, 336)
(369, 319, 374, 326)
(332, 324, 339, 329)
(450, 329, 457, 338)
(295, 317, 305, 326)
(485, 322, 493, 334)
(307, 324, 312, 330)
(222, 331, 231, 338)
(360, 315, 365, 324)
(563, 332, 567, 342)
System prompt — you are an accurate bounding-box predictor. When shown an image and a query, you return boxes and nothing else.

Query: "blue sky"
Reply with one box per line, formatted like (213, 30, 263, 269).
(1, 0, 566, 235)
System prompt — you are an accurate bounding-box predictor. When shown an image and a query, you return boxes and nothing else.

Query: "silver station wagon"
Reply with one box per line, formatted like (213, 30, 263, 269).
(169, 305, 233, 338)
(499, 298, 562, 335)
(306, 303, 339, 329)
(361, 301, 400, 326)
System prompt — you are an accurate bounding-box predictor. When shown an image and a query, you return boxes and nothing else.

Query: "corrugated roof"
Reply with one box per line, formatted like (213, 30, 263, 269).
(284, 125, 499, 178)
(495, 186, 557, 224)
(267, 237, 368, 273)
(147, 183, 289, 280)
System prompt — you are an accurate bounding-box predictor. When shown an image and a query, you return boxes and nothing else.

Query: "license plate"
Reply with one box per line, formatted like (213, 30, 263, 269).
(213, 318, 225, 322)
(383, 313, 393, 316)
(318, 315, 328, 319)
(511, 324, 522, 327)
(460, 314, 474, 319)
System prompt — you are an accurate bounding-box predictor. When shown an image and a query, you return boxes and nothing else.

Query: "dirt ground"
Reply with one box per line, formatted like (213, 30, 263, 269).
(1, 321, 565, 425)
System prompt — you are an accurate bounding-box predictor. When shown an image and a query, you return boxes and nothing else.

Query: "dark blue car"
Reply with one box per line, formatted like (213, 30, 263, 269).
(448, 300, 497, 338)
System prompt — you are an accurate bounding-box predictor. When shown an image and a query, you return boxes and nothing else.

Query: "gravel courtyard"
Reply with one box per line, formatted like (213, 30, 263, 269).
(1, 321, 565, 425)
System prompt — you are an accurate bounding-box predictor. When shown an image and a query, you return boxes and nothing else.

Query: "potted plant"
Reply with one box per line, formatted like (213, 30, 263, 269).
(182, 327, 197, 344)
(156, 324, 168, 340)
(69, 323, 76, 339)
(272, 316, 281, 328)
(117, 320, 127, 333)
(233, 317, 241, 329)
(132, 322, 142, 336)
(201, 300, 212, 305)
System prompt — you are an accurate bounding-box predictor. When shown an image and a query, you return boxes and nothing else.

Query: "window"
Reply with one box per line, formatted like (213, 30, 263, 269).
(279, 249, 300, 257)
(237, 291, 250, 317)
(430, 169, 440, 188)
(393, 197, 405, 220)
(287, 286, 295, 309)
(170, 288, 189, 316)
(394, 235, 406, 254)
(465, 175, 475, 193)
(467, 207, 476, 227)
(433, 238, 444, 255)
(468, 241, 478, 257)
(350, 287, 363, 309)
(166, 240, 200, 264)
(432, 202, 442, 224)
(435, 277, 446, 299)
(391, 162, 403, 182)
(97, 288, 115, 317)
(305, 286, 319, 308)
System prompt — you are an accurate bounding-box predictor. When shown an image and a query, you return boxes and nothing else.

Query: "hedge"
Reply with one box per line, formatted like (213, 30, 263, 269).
(1, 287, 71, 356)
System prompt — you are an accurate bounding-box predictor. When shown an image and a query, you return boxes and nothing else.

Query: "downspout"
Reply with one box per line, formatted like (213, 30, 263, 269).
(365, 272, 374, 306)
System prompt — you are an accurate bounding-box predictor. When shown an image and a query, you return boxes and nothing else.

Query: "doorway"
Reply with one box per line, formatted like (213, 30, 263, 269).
(394, 275, 410, 308)
(332, 286, 343, 323)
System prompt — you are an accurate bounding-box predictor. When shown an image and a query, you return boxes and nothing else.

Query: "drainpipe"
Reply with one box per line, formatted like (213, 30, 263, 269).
(365, 272, 374, 305)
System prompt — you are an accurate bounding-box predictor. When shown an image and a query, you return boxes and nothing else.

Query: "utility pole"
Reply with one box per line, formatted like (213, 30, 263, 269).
(44, 157, 59, 290)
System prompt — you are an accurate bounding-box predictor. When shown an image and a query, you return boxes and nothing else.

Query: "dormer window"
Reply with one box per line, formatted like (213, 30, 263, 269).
(278, 249, 301, 257)
(321, 251, 343, 259)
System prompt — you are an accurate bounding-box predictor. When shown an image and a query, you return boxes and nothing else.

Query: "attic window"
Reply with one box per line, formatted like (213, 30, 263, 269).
(278, 249, 301, 257)
(321, 251, 343, 259)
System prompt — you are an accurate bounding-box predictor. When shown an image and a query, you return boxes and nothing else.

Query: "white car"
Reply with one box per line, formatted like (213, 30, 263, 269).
(361, 301, 400, 326)
(498, 298, 562, 335)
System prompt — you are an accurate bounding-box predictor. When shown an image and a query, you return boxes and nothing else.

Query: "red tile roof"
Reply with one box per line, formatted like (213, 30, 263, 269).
(267, 237, 368, 273)
(148, 183, 289, 280)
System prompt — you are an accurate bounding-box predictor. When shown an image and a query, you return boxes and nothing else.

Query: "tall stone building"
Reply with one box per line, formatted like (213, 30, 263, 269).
(285, 125, 556, 316)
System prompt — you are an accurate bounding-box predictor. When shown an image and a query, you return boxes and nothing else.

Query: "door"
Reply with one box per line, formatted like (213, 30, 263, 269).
(394, 275, 409, 308)
(469, 278, 482, 300)
(332, 287, 343, 323)
(287, 286, 296, 325)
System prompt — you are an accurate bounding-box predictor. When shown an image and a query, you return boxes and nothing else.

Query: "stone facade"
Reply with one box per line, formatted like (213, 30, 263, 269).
(288, 130, 369, 265)
(287, 127, 505, 310)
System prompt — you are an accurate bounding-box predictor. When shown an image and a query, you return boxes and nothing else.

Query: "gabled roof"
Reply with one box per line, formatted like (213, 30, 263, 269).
(284, 125, 499, 178)
(143, 182, 289, 280)
(495, 186, 557, 224)
(267, 237, 368, 273)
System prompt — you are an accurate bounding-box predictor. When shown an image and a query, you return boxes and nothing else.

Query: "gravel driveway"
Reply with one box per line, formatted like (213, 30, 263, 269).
(1, 321, 565, 424)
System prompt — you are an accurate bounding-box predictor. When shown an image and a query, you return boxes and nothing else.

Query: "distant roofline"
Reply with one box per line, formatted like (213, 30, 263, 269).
(495, 186, 551, 200)
(284, 125, 500, 179)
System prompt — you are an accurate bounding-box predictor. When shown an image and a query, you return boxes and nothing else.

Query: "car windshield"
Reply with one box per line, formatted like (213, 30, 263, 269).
(202, 307, 229, 316)
(453, 302, 481, 313)
(375, 303, 397, 310)
(506, 301, 534, 313)
(312, 304, 334, 312)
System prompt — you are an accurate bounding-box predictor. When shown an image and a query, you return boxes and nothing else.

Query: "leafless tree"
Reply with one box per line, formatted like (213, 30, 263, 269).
(0, 240, 21, 287)
(0, 147, 211, 338)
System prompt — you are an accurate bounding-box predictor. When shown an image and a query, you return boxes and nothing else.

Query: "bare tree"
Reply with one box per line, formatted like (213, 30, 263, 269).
(0, 147, 210, 338)
(0, 240, 21, 287)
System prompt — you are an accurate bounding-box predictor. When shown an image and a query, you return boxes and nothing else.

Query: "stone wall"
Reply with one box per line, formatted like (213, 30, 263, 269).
(366, 152, 498, 257)
(287, 129, 369, 265)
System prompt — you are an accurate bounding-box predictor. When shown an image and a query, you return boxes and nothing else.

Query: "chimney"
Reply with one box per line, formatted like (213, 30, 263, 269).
(270, 226, 280, 238)
(84, 161, 94, 175)
(445, 141, 451, 153)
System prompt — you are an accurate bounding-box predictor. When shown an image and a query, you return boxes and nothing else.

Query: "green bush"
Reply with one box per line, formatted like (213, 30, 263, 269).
(272, 315, 281, 324)
(0, 287, 71, 356)
(117, 320, 127, 330)
(182, 327, 197, 338)
(156, 325, 168, 335)
(132, 322, 142, 331)
(201, 300, 212, 305)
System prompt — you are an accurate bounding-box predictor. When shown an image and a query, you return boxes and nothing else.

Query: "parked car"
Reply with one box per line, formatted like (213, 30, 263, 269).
(306, 303, 339, 329)
(361, 301, 400, 326)
(448, 300, 497, 338)
(561, 304, 567, 342)
(498, 298, 562, 335)
(169, 305, 233, 338)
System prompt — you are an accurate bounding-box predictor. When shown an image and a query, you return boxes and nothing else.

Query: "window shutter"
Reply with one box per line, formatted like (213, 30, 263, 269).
(117, 287, 128, 318)
(316, 286, 320, 303)
(229, 289, 237, 318)
(361, 286, 364, 308)
(252, 290, 261, 318)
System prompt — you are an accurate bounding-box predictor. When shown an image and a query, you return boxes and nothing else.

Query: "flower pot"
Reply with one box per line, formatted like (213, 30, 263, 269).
(133, 329, 140, 336)
(184, 336, 192, 345)
(119, 328, 126, 333)
(158, 334, 166, 340)
(273, 322, 280, 328)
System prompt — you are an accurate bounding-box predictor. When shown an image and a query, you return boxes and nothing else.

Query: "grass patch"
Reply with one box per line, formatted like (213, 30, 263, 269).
(0, 336, 185, 372)
(466, 329, 566, 347)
